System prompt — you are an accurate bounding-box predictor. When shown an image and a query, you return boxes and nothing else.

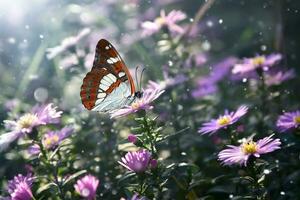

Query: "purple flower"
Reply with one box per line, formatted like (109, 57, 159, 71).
(7, 174, 34, 200)
(110, 88, 164, 118)
(265, 69, 295, 86)
(232, 53, 282, 74)
(128, 134, 137, 144)
(118, 149, 152, 173)
(198, 106, 248, 135)
(218, 135, 281, 166)
(74, 174, 99, 200)
(27, 144, 41, 156)
(191, 57, 237, 98)
(276, 110, 300, 132)
(130, 194, 147, 200)
(0, 104, 62, 151)
(191, 83, 217, 98)
(46, 28, 91, 59)
(141, 10, 186, 36)
(42, 127, 74, 150)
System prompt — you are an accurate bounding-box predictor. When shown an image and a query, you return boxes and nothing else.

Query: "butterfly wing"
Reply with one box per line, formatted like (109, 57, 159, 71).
(80, 39, 136, 112)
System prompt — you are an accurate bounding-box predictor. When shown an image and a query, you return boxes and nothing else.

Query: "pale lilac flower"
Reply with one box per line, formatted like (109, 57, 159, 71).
(118, 149, 152, 173)
(7, 174, 34, 200)
(146, 74, 187, 91)
(46, 28, 91, 59)
(110, 88, 164, 118)
(191, 84, 217, 98)
(218, 135, 281, 166)
(74, 174, 99, 200)
(58, 54, 79, 70)
(265, 69, 295, 86)
(128, 134, 137, 144)
(232, 53, 282, 74)
(198, 106, 248, 135)
(141, 10, 186, 36)
(4, 99, 20, 111)
(276, 110, 300, 132)
(0, 104, 62, 151)
(42, 127, 74, 150)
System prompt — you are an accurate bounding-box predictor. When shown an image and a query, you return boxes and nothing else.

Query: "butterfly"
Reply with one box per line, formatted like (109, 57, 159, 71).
(80, 39, 142, 112)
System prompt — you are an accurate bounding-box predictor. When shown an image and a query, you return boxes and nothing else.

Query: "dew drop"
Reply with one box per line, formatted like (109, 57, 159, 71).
(242, 78, 247, 83)
(39, 34, 44, 39)
(263, 169, 271, 174)
(280, 191, 285, 195)
(219, 19, 223, 24)
(206, 20, 213, 27)
(34, 87, 48, 102)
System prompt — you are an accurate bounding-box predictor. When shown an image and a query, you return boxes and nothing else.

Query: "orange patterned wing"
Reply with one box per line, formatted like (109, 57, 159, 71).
(80, 39, 135, 111)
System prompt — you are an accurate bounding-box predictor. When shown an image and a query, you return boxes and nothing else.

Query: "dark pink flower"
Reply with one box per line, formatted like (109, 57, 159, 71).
(128, 134, 137, 144)
(74, 174, 99, 200)
(7, 174, 34, 200)
(118, 149, 152, 173)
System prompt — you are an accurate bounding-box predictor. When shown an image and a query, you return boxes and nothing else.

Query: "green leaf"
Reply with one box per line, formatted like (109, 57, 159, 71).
(62, 170, 87, 186)
(118, 171, 136, 184)
(36, 182, 57, 194)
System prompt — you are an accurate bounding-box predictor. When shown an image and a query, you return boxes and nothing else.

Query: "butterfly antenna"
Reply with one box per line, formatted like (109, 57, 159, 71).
(135, 66, 140, 91)
(139, 67, 146, 91)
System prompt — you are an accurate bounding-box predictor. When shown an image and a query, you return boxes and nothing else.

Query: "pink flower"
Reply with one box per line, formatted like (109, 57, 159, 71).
(232, 54, 282, 74)
(218, 135, 281, 166)
(74, 175, 99, 200)
(0, 104, 62, 151)
(141, 10, 186, 36)
(198, 106, 248, 135)
(110, 88, 164, 118)
(118, 149, 152, 173)
(265, 69, 295, 86)
(46, 28, 90, 59)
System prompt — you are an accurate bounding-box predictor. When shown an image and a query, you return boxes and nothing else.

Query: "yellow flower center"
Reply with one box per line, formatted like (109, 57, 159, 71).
(251, 56, 265, 66)
(242, 141, 258, 154)
(43, 135, 59, 148)
(155, 17, 166, 26)
(17, 113, 38, 129)
(131, 100, 144, 110)
(217, 116, 231, 126)
(294, 116, 300, 124)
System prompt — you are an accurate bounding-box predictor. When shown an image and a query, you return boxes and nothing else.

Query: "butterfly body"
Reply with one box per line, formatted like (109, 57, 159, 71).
(80, 39, 140, 112)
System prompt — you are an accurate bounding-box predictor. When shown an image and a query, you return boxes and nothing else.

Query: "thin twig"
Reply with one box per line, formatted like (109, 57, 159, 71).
(185, 0, 216, 37)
